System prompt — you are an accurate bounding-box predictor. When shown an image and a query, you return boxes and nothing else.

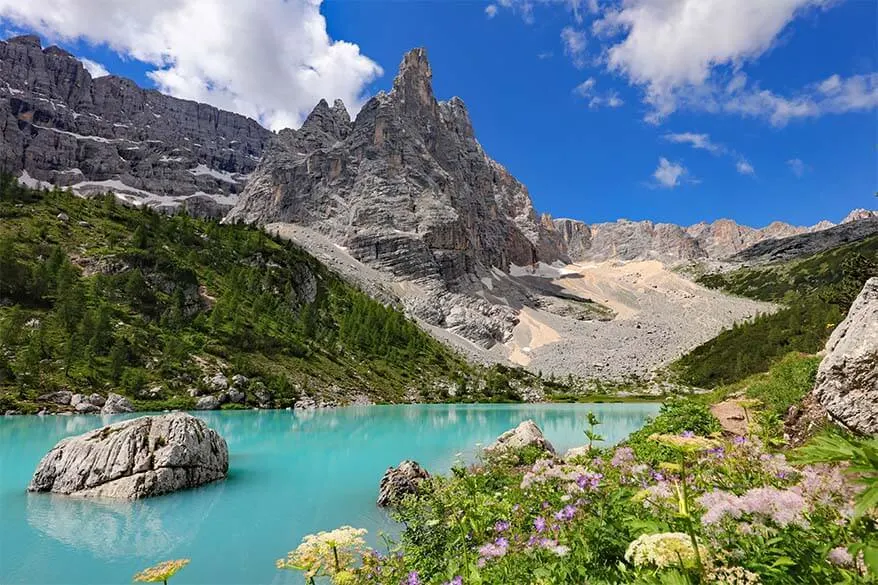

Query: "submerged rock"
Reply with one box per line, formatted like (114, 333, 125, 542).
(28, 412, 228, 499)
(377, 460, 430, 507)
(812, 277, 878, 435)
(484, 420, 556, 457)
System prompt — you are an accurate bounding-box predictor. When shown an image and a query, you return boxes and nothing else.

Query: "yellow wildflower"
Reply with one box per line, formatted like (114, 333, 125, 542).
(650, 433, 720, 453)
(133, 559, 190, 584)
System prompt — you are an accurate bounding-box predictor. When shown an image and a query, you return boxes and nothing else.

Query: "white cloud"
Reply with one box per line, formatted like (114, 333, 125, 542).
(663, 132, 721, 154)
(485, 4, 499, 18)
(572, 77, 624, 109)
(736, 160, 755, 176)
(787, 158, 807, 177)
(724, 73, 878, 126)
(561, 26, 587, 68)
(573, 77, 596, 97)
(594, 0, 835, 117)
(652, 157, 687, 188)
(0, 0, 383, 131)
(79, 57, 109, 78)
(537, 51, 554, 59)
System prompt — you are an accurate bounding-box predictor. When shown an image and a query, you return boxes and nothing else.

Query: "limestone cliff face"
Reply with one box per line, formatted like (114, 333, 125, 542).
(228, 48, 560, 286)
(1, 34, 271, 211)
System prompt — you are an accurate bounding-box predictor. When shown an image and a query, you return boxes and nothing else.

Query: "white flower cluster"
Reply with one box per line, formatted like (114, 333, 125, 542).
(624, 532, 706, 569)
(277, 526, 368, 578)
(707, 566, 762, 585)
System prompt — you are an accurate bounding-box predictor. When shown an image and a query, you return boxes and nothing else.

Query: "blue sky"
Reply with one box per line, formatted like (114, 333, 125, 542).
(2, 0, 876, 227)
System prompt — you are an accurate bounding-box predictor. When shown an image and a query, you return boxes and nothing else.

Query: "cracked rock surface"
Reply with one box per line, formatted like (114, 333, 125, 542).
(28, 412, 228, 499)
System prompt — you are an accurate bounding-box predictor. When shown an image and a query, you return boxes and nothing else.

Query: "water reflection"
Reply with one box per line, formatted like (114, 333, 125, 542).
(26, 482, 224, 559)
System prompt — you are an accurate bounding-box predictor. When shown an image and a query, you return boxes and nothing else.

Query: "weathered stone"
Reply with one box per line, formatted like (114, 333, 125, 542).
(195, 395, 220, 410)
(227, 389, 245, 404)
(28, 412, 228, 499)
(812, 278, 878, 435)
(69, 393, 85, 407)
(252, 384, 272, 408)
(377, 460, 430, 507)
(204, 373, 229, 392)
(484, 420, 556, 456)
(1, 35, 271, 210)
(74, 402, 100, 414)
(38, 390, 72, 405)
(100, 393, 134, 415)
(564, 446, 591, 460)
(231, 374, 249, 388)
(87, 393, 106, 407)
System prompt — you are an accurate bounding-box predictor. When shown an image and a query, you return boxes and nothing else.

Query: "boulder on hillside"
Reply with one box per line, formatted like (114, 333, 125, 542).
(484, 420, 556, 457)
(196, 395, 220, 410)
(377, 460, 430, 507)
(28, 412, 229, 499)
(101, 393, 134, 415)
(37, 390, 73, 405)
(812, 277, 878, 435)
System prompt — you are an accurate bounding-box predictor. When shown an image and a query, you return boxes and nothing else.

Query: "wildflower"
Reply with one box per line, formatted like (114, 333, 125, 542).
(733, 436, 747, 445)
(611, 446, 635, 467)
(443, 577, 463, 585)
(493, 520, 510, 533)
(681, 430, 695, 438)
(625, 532, 707, 569)
(707, 566, 761, 584)
(554, 504, 577, 522)
(276, 526, 369, 578)
(699, 490, 744, 525)
(533, 516, 547, 533)
(550, 544, 570, 556)
(476, 538, 508, 566)
(406, 571, 421, 585)
(740, 487, 808, 527)
(133, 559, 190, 583)
(827, 546, 854, 567)
(575, 472, 603, 491)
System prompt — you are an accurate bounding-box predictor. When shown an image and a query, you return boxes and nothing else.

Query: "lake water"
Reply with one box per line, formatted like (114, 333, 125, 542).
(0, 403, 660, 584)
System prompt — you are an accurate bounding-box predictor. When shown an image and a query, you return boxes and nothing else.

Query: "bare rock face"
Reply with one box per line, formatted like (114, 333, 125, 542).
(812, 277, 878, 435)
(226, 48, 562, 347)
(484, 420, 556, 456)
(377, 460, 430, 507)
(1, 35, 271, 210)
(28, 412, 229, 499)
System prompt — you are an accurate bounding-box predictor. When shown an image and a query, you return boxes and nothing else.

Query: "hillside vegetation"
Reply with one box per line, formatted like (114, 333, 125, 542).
(0, 176, 551, 412)
(672, 236, 877, 388)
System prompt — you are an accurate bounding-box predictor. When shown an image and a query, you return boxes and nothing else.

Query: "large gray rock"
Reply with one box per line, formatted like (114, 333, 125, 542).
(813, 278, 878, 435)
(100, 393, 134, 415)
(1, 35, 270, 210)
(38, 390, 73, 405)
(28, 412, 228, 499)
(377, 460, 430, 507)
(484, 420, 556, 456)
(196, 395, 221, 410)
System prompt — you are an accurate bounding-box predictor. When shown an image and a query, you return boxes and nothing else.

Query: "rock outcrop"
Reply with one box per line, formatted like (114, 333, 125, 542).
(226, 49, 563, 347)
(28, 412, 229, 499)
(1, 34, 271, 213)
(377, 460, 430, 507)
(812, 277, 878, 435)
(484, 420, 556, 456)
(100, 392, 134, 415)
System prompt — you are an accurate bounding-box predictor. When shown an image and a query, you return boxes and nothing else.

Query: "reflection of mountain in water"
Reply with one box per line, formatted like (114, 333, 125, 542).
(26, 482, 224, 560)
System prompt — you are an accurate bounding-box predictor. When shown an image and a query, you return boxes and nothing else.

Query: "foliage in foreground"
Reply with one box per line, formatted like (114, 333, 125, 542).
(674, 236, 877, 388)
(0, 175, 552, 411)
(275, 426, 874, 584)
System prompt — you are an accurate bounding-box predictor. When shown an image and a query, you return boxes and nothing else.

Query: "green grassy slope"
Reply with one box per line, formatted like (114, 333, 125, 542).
(0, 175, 548, 412)
(672, 236, 877, 388)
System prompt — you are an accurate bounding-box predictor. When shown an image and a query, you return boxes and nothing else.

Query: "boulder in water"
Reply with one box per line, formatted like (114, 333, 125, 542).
(484, 420, 556, 457)
(28, 412, 228, 499)
(100, 392, 133, 415)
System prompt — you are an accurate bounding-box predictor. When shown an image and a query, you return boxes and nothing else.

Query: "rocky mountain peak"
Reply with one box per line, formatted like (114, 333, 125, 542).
(6, 34, 41, 47)
(843, 208, 877, 224)
(390, 47, 437, 118)
(300, 97, 352, 143)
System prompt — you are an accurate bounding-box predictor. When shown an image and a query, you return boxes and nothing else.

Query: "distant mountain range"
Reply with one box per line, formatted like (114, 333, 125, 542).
(4, 34, 877, 356)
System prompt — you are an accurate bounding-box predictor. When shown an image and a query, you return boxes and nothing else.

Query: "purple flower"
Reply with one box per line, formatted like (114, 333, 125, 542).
(445, 578, 463, 585)
(554, 505, 577, 522)
(611, 447, 635, 467)
(512, 504, 520, 513)
(476, 538, 509, 567)
(493, 520, 510, 533)
(576, 472, 603, 491)
(827, 546, 854, 567)
(681, 430, 695, 438)
(406, 571, 421, 585)
(733, 435, 747, 445)
(534, 516, 547, 533)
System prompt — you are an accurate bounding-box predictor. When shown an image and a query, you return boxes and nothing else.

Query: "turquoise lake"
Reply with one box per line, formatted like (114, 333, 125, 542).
(0, 403, 660, 584)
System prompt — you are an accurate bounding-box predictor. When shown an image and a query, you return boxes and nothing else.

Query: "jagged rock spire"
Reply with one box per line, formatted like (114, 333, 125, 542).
(391, 48, 437, 118)
(300, 97, 351, 142)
